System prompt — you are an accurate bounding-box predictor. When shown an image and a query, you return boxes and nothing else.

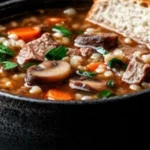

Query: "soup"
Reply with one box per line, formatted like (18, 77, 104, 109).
(0, 7, 150, 101)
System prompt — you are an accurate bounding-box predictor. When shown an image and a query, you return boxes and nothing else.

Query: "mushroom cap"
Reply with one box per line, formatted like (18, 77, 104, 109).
(26, 60, 71, 85)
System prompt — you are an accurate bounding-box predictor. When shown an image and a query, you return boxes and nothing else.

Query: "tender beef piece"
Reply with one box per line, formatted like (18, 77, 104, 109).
(122, 55, 150, 84)
(17, 33, 58, 65)
(67, 47, 92, 57)
(74, 33, 118, 49)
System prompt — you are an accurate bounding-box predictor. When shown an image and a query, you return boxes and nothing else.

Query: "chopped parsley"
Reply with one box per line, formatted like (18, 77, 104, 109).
(77, 70, 97, 78)
(0, 44, 15, 56)
(1, 61, 18, 70)
(107, 80, 115, 88)
(52, 25, 72, 37)
(0, 44, 17, 70)
(45, 46, 67, 60)
(97, 90, 112, 99)
(108, 58, 127, 69)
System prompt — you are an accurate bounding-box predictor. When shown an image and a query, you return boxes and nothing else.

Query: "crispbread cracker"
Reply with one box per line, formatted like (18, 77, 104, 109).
(86, 0, 150, 48)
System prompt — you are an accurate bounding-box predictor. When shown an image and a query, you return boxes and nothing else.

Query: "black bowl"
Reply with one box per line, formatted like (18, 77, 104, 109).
(0, 0, 149, 149)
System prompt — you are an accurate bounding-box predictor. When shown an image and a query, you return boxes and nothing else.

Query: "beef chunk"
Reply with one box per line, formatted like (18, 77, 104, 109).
(74, 33, 118, 49)
(67, 47, 92, 57)
(122, 55, 150, 84)
(17, 33, 58, 65)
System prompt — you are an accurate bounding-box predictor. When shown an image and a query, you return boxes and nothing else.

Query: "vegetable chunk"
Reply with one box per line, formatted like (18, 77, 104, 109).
(8, 27, 41, 42)
(45, 89, 73, 100)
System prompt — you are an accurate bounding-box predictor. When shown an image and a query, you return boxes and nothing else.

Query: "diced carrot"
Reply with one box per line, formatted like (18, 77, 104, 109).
(45, 17, 67, 25)
(87, 62, 106, 72)
(8, 27, 41, 42)
(45, 89, 73, 101)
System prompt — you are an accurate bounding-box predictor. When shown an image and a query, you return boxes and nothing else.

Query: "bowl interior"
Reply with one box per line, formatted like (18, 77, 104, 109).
(0, 0, 150, 104)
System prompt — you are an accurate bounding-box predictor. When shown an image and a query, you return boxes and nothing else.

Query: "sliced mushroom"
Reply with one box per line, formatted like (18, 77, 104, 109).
(26, 60, 71, 85)
(69, 79, 107, 92)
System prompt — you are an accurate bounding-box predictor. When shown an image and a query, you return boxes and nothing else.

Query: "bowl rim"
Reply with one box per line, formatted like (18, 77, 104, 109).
(0, 88, 149, 104)
(0, 0, 149, 104)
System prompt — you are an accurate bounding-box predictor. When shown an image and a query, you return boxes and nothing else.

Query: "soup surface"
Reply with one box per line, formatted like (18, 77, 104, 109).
(0, 7, 150, 101)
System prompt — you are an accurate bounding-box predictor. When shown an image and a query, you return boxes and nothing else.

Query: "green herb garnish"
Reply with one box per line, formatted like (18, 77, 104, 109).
(45, 46, 67, 60)
(97, 90, 112, 99)
(107, 80, 115, 88)
(108, 58, 127, 69)
(0, 44, 17, 70)
(52, 26, 72, 37)
(0, 44, 15, 56)
(22, 62, 39, 69)
(96, 47, 109, 55)
(1, 61, 18, 70)
(77, 70, 97, 78)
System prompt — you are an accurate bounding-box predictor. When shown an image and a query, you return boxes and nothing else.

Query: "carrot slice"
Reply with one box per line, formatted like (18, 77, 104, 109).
(8, 27, 41, 42)
(87, 62, 106, 72)
(45, 17, 67, 25)
(45, 89, 73, 101)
